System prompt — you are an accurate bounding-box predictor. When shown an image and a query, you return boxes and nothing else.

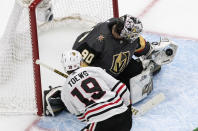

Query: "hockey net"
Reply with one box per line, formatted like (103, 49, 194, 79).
(0, 0, 118, 115)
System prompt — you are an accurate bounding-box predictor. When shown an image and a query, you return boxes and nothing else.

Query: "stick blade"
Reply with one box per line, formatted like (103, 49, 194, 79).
(132, 93, 165, 117)
(139, 93, 165, 115)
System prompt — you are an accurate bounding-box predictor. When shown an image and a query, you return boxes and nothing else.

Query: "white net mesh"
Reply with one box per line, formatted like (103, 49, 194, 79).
(51, 0, 113, 22)
(38, 0, 114, 33)
(0, 1, 37, 114)
(0, 0, 115, 115)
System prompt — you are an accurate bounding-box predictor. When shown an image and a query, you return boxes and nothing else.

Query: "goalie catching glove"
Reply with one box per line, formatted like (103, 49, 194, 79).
(140, 37, 178, 70)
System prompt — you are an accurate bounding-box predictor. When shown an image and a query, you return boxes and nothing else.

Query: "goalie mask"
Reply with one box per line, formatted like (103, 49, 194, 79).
(61, 50, 82, 72)
(119, 14, 143, 42)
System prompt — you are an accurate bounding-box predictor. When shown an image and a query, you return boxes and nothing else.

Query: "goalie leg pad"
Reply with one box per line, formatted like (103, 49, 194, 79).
(130, 67, 153, 104)
(44, 86, 66, 116)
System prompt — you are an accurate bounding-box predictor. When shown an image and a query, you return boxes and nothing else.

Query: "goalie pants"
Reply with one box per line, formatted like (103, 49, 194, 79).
(116, 58, 143, 90)
(81, 107, 132, 131)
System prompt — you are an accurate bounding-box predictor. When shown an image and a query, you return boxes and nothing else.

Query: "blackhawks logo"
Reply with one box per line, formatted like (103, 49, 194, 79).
(110, 51, 130, 74)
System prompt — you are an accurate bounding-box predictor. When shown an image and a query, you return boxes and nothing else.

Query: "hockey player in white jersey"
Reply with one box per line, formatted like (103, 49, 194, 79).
(45, 50, 132, 131)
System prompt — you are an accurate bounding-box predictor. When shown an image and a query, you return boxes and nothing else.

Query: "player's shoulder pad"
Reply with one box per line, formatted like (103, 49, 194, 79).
(73, 42, 100, 65)
(107, 17, 119, 28)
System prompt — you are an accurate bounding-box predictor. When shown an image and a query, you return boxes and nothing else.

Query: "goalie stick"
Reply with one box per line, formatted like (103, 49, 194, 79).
(36, 59, 165, 117)
(132, 92, 165, 117)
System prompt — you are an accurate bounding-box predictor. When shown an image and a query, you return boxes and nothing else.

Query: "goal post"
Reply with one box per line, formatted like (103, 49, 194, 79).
(29, 0, 43, 116)
(0, 0, 119, 116)
(112, 0, 119, 18)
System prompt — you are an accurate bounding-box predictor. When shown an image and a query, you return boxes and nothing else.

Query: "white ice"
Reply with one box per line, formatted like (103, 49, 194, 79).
(0, 0, 198, 131)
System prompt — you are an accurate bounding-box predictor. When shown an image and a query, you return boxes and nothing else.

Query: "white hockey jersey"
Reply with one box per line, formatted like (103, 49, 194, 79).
(61, 66, 130, 124)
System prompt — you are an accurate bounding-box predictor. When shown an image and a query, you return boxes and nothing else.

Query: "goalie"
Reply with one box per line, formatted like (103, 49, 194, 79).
(44, 50, 132, 131)
(72, 14, 177, 104)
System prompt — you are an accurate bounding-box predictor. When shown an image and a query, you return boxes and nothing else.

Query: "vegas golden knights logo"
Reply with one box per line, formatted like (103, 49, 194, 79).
(110, 51, 130, 74)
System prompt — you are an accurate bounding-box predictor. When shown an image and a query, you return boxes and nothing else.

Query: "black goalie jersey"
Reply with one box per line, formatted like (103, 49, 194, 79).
(72, 18, 150, 78)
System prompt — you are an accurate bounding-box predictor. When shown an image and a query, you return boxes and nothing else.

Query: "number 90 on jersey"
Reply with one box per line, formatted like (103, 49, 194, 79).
(81, 49, 95, 64)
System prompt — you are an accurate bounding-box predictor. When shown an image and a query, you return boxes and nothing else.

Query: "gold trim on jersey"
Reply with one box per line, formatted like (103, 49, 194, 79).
(135, 36, 146, 53)
(110, 51, 130, 74)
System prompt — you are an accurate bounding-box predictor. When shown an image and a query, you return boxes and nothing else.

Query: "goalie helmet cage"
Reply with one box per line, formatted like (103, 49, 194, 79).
(0, 0, 119, 116)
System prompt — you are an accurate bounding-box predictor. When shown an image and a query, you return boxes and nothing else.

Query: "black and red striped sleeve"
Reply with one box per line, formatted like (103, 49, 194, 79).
(111, 81, 131, 106)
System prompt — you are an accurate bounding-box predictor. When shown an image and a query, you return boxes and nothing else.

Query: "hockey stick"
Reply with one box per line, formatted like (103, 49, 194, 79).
(132, 92, 165, 117)
(36, 59, 68, 78)
(36, 59, 165, 117)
